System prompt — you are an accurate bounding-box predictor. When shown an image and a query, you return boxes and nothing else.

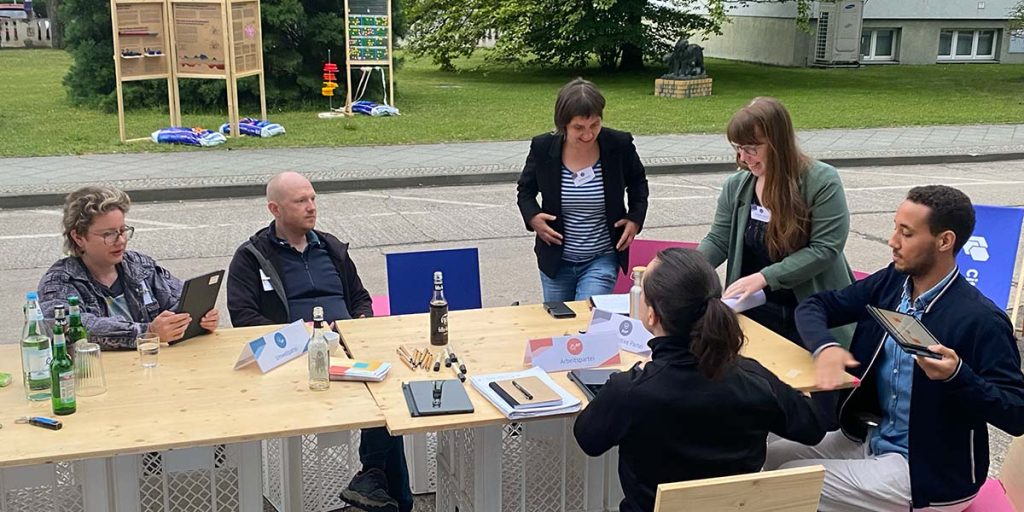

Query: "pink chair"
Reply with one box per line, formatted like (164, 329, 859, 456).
(371, 294, 390, 317)
(963, 435, 1023, 511)
(612, 239, 698, 293)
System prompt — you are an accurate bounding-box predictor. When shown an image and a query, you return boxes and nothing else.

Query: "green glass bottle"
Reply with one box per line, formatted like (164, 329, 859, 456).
(49, 306, 76, 415)
(66, 295, 89, 346)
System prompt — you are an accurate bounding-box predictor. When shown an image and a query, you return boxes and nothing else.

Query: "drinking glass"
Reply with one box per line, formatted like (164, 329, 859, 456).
(74, 341, 107, 396)
(137, 332, 160, 368)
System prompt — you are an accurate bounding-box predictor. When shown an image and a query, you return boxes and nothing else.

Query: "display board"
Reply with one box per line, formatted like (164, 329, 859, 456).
(115, 2, 171, 79)
(111, 0, 179, 143)
(172, 2, 227, 76)
(231, 1, 261, 74)
(343, 0, 395, 113)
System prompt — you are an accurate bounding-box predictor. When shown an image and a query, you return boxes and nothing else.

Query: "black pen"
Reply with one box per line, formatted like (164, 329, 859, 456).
(511, 380, 533, 400)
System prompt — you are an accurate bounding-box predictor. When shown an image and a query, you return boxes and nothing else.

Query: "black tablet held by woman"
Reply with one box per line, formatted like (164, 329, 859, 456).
(172, 269, 225, 344)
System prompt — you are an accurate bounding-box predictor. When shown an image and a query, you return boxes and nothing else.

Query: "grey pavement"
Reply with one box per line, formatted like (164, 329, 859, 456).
(2, 123, 1024, 207)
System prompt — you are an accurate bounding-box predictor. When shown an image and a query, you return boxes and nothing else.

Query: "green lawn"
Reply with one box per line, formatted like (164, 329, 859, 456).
(1, 48, 1023, 157)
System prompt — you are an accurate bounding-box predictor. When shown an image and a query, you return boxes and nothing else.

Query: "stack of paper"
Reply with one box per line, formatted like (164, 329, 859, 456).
(470, 366, 582, 420)
(328, 358, 391, 382)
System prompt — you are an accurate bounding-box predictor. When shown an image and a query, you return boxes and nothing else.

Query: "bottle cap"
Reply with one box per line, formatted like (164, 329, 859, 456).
(26, 291, 38, 300)
(433, 271, 443, 281)
(632, 266, 646, 273)
(68, 295, 80, 306)
(312, 306, 324, 321)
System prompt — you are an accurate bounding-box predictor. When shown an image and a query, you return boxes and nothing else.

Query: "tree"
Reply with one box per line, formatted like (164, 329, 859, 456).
(403, 0, 809, 71)
(1011, 0, 1024, 30)
(61, 0, 404, 110)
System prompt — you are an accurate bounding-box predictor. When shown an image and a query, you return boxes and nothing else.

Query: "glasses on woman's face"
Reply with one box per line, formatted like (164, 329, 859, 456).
(89, 226, 135, 245)
(730, 142, 763, 157)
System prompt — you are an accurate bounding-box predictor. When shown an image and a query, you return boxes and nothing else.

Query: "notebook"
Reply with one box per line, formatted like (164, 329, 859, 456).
(328, 358, 391, 382)
(171, 270, 225, 344)
(866, 305, 943, 360)
(488, 376, 562, 409)
(402, 379, 475, 417)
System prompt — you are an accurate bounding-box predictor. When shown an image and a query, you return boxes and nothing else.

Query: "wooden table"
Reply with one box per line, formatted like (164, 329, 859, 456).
(0, 325, 383, 468)
(0, 325, 384, 512)
(338, 300, 853, 512)
(339, 301, 849, 436)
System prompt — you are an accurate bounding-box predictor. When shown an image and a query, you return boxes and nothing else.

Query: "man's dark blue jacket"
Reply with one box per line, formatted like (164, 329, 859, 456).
(796, 263, 1024, 508)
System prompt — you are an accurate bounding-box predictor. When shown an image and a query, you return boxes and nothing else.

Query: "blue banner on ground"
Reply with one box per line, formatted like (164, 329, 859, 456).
(956, 205, 1024, 310)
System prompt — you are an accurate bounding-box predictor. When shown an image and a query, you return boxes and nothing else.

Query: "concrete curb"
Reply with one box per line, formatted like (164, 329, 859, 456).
(3, 151, 1023, 209)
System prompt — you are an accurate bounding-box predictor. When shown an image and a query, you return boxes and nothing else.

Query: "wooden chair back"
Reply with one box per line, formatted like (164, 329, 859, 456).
(653, 465, 825, 512)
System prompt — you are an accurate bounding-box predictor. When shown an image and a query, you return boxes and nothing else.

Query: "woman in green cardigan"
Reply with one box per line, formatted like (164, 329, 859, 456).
(698, 97, 854, 346)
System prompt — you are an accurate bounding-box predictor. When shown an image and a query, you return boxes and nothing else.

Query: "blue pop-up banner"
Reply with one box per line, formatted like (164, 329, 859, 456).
(956, 205, 1024, 310)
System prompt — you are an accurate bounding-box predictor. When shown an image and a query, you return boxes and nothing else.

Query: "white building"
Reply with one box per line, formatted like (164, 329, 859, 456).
(698, 0, 1024, 66)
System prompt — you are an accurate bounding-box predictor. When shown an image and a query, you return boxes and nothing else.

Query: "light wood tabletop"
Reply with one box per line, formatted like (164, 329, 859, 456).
(339, 301, 853, 436)
(0, 325, 384, 468)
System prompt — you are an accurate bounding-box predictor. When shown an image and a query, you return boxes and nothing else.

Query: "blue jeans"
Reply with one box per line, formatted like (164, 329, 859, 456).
(359, 427, 414, 512)
(539, 252, 619, 302)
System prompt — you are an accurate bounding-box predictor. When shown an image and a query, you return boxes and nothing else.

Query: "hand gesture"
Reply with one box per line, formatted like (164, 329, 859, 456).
(814, 346, 860, 391)
(529, 213, 563, 246)
(614, 219, 639, 251)
(915, 345, 960, 381)
(150, 310, 191, 343)
(724, 272, 768, 303)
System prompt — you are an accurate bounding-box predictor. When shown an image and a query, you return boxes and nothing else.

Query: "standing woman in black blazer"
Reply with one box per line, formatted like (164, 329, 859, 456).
(517, 78, 650, 302)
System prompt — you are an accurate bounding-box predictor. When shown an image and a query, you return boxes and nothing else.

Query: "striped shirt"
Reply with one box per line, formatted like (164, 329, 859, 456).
(561, 160, 613, 262)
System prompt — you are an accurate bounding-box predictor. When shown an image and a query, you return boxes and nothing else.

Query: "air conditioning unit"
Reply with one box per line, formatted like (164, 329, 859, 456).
(814, 0, 865, 66)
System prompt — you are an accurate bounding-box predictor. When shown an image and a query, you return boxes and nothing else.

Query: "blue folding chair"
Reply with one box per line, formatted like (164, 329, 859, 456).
(385, 248, 482, 315)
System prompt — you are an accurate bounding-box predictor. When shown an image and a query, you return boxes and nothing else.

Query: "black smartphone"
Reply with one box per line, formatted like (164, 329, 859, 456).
(543, 301, 576, 319)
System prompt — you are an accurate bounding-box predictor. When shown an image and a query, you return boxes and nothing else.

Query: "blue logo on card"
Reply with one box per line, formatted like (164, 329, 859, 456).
(274, 332, 288, 348)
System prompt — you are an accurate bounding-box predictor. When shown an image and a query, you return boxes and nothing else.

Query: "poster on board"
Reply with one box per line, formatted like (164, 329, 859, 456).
(231, 1, 260, 73)
(173, 3, 227, 75)
(116, 2, 169, 78)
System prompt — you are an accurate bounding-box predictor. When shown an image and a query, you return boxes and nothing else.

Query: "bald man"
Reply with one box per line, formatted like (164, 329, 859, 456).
(228, 173, 412, 512)
(227, 172, 372, 326)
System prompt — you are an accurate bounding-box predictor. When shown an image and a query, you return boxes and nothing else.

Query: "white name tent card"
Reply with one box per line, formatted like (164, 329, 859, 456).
(234, 320, 309, 373)
(524, 331, 621, 372)
(589, 309, 653, 355)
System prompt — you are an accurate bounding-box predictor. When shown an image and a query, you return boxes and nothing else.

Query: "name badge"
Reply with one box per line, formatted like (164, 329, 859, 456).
(572, 167, 595, 187)
(140, 283, 156, 305)
(750, 204, 772, 223)
(259, 269, 274, 291)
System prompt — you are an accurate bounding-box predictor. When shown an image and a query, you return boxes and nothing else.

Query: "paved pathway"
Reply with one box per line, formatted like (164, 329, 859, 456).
(2, 123, 1023, 206)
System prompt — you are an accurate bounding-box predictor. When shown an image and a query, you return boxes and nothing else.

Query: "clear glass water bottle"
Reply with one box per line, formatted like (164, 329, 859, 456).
(308, 306, 330, 391)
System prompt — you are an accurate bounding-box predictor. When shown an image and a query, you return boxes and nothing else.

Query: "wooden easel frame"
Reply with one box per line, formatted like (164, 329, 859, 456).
(110, 0, 180, 143)
(1010, 222, 1024, 336)
(342, 0, 395, 114)
(167, 0, 267, 138)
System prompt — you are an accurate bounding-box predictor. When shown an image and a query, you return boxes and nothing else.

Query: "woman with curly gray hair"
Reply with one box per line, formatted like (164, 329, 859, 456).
(37, 185, 219, 349)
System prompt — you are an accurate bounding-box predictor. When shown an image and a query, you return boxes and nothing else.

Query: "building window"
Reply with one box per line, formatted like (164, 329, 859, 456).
(861, 29, 898, 61)
(938, 30, 998, 60)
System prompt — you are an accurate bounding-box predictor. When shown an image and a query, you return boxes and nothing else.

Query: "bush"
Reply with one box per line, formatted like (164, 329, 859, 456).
(61, 0, 404, 112)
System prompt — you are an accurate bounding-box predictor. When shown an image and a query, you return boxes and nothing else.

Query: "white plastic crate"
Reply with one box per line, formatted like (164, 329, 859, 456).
(262, 431, 361, 512)
(436, 418, 611, 512)
(403, 432, 437, 494)
(0, 459, 109, 512)
(111, 443, 262, 512)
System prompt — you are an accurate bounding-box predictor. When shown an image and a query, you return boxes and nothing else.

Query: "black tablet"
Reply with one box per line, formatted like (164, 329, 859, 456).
(568, 368, 620, 401)
(171, 270, 225, 344)
(866, 305, 943, 360)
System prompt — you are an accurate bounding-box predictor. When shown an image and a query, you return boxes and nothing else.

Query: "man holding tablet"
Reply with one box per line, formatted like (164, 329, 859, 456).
(765, 185, 1024, 511)
(227, 172, 410, 512)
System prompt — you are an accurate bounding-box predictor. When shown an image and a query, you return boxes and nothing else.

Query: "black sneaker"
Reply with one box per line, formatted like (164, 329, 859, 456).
(340, 468, 398, 512)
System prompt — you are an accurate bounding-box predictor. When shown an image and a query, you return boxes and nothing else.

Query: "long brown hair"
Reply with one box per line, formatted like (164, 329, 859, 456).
(643, 248, 745, 379)
(727, 97, 811, 260)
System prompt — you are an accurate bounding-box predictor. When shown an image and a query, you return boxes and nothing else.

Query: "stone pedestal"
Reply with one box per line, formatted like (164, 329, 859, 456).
(655, 77, 713, 99)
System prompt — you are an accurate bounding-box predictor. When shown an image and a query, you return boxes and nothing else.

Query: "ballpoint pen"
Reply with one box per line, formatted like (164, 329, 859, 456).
(449, 361, 465, 382)
(511, 380, 533, 400)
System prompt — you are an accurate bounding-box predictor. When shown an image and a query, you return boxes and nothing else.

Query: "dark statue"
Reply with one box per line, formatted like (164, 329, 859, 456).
(662, 36, 706, 79)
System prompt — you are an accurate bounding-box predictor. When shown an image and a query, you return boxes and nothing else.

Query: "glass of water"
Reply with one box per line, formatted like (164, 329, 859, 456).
(137, 332, 160, 368)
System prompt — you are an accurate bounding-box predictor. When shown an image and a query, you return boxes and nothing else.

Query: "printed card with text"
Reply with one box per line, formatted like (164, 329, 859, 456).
(523, 331, 621, 372)
(234, 320, 309, 373)
(589, 309, 654, 355)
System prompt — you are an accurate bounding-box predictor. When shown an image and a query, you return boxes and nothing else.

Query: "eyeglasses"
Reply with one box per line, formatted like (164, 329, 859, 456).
(730, 142, 763, 156)
(89, 226, 135, 245)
